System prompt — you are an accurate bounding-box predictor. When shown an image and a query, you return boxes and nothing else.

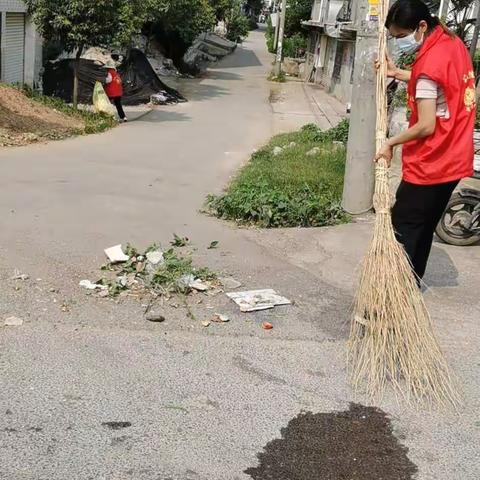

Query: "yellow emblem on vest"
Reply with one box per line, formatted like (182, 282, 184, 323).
(464, 86, 476, 112)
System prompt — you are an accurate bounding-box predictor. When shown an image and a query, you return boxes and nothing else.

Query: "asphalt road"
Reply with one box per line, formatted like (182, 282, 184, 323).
(0, 30, 479, 480)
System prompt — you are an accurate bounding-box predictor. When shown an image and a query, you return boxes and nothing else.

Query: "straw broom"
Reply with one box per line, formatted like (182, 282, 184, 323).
(348, 0, 459, 406)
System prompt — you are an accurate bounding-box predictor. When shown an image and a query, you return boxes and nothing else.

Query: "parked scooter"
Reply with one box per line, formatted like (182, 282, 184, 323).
(436, 174, 480, 246)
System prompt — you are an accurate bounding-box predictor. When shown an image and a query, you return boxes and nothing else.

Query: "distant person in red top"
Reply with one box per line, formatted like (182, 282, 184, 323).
(103, 58, 127, 122)
(375, 0, 476, 281)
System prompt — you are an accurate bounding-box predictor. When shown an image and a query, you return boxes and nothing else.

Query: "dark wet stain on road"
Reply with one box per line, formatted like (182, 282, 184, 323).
(2, 427, 17, 433)
(102, 421, 132, 430)
(245, 403, 418, 480)
(111, 435, 130, 446)
(27, 426, 43, 432)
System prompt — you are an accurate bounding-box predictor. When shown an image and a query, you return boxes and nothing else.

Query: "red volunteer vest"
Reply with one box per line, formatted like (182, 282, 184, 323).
(105, 68, 123, 98)
(403, 26, 476, 185)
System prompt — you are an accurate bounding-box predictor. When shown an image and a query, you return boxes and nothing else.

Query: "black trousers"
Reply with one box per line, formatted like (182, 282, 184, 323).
(392, 180, 458, 280)
(110, 96, 126, 119)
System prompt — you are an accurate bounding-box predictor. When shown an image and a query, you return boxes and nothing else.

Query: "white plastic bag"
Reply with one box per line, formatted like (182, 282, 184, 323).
(92, 81, 116, 116)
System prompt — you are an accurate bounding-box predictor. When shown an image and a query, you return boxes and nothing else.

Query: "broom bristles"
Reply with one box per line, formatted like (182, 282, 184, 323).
(348, 0, 459, 407)
(349, 166, 460, 406)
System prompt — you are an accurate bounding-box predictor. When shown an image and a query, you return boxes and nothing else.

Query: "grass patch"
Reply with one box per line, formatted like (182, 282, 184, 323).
(206, 121, 350, 228)
(267, 71, 287, 83)
(22, 86, 116, 134)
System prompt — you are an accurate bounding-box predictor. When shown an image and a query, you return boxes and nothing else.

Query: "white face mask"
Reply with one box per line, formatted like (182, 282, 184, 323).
(395, 30, 424, 55)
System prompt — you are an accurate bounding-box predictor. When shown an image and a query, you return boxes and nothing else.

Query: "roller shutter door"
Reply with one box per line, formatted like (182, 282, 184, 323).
(3, 12, 25, 84)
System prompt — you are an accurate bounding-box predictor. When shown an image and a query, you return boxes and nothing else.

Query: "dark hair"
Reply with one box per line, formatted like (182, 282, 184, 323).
(386, 0, 440, 31)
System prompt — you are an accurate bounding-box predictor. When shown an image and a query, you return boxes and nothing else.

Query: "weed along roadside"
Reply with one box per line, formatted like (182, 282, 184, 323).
(23, 87, 117, 135)
(206, 120, 351, 228)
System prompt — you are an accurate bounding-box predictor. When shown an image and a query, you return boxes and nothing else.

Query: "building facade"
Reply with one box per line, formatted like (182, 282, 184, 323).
(0, 0, 42, 86)
(303, 0, 357, 105)
(303, 0, 480, 104)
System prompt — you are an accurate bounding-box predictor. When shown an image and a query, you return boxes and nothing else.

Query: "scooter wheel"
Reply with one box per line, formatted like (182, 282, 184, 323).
(435, 194, 480, 246)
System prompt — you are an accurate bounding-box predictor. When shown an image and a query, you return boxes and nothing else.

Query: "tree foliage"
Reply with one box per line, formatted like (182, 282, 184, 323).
(426, 0, 478, 46)
(447, 0, 478, 46)
(147, 0, 216, 46)
(209, 0, 234, 22)
(225, 2, 251, 42)
(284, 0, 311, 38)
(246, 0, 263, 17)
(25, 0, 146, 51)
(25, 0, 146, 107)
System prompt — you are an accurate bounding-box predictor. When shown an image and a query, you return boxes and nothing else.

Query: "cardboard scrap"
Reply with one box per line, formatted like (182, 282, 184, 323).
(4, 316, 23, 326)
(226, 289, 291, 312)
(104, 245, 130, 263)
(79, 280, 107, 291)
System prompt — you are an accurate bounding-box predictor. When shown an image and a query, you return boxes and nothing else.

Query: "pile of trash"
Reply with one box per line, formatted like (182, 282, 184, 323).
(78, 236, 292, 331)
(43, 48, 185, 106)
(55, 46, 114, 65)
(80, 238, 219, 299)
(183, 32, 237, 74)
(132, 35, 180, 78)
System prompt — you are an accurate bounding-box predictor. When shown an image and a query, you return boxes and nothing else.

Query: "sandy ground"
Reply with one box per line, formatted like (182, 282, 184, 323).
(0, 85, 86, 147)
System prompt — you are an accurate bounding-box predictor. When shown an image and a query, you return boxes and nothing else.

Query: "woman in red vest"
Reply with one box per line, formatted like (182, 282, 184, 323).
(104, 60, 127, 122)
(375, 0, 476, 281)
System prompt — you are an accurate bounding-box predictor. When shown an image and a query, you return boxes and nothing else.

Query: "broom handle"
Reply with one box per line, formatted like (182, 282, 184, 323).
(374, 0, 390, 196)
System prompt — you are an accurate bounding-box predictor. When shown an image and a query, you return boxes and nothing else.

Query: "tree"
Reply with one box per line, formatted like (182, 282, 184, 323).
(209, 0, 234, 22)
(283, 0, 311, 38)
(225, 2, 251, 42)
(246, 0, 263, 17)
(146, 0, 216, 62)
(25, 0, 146, 108)
(427, 0, 478, 47)
(447, 0, 478, 46)
(148, 0, 215, 45)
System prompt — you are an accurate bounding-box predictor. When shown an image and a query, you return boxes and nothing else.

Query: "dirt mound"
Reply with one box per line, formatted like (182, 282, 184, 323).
(0, 85, 85, 147)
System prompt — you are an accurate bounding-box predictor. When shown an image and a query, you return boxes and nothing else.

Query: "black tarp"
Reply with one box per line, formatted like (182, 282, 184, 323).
(43, 48, 186, 106)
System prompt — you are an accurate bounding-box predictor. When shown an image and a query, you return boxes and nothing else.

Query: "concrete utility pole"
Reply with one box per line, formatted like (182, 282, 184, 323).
(470, 0, 480, 58)
(272, 10, 280, 51)
(342, 0, 379, 213)
(274, 0, 287, 76)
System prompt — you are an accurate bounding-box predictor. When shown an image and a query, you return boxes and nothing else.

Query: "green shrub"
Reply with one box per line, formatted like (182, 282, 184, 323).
(267, 70, 286, 82)
(266, 17, 275, 53)
(226, 8, 250, 43)
(248, 16, 258, 30)
(206, 124, 350, 228)
(282, 33, 307, 58)
(397, 52, 416, 70)
(301, 119, 350, 144)
(473, 49, 480, 76)
(266, 20, 307, 58)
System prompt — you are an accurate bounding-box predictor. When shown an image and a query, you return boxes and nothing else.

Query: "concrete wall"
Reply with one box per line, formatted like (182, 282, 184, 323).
(330, 41, 354, 104)
(0, 1, 42, 87)
(0, 0, 26, 13)
(24, 15, 42, 87)
(311, 35, 355, 105)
